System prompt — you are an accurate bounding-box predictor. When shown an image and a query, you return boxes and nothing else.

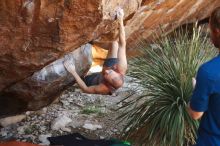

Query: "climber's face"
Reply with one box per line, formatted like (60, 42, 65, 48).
(104, 69, 123, 89)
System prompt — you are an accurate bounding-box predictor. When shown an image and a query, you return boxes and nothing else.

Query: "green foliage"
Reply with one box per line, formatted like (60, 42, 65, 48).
(119, 26, 216, 146)
(82, 106, 103, 115)
(24, 125, 38, 135)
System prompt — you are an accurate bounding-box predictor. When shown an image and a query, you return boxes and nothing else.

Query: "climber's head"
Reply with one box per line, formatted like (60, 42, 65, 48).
(210, 7, 220, 48)
(103, 69, 124, 89)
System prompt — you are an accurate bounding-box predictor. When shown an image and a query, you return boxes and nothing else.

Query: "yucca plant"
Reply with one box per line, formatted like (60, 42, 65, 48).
(119, 26, 216, 146)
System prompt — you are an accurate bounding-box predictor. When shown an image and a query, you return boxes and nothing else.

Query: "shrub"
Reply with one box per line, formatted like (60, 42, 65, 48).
(119, 26, 216, 146)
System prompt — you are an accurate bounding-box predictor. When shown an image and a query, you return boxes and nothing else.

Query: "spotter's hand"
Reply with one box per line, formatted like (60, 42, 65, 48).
(192, 77, 196, 89)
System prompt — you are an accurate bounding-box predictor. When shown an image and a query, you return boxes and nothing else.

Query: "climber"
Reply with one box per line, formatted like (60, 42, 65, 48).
(64, 8, 127, 95)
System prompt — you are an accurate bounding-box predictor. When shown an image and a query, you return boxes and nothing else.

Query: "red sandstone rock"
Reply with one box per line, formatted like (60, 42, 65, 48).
(126, 0, 220, 49)
(0, 0, 139, 92)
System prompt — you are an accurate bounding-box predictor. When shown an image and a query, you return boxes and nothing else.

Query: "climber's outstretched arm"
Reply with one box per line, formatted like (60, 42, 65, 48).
(117, 8, 127, 75)
(64, 61, 109, 94)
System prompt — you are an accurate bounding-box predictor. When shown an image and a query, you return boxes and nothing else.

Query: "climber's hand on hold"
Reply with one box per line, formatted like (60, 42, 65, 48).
(116, 7, 124, 20)
(64, 60, 76, 74)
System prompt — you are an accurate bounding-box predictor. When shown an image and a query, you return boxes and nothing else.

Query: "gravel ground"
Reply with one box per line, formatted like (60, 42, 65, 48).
(0, 76, 140, 145)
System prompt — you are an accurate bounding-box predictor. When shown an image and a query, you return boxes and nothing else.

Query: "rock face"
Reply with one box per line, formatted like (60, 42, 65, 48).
(126, 0, 220, 49)
(0, 0, 220, 117)
(0, 0, 140, 92)
(0, 0, 139, 117)
(0, 44, 92, 117)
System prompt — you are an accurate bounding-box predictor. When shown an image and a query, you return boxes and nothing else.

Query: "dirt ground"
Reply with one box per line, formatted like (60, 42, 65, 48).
(0, 76, 138, 145)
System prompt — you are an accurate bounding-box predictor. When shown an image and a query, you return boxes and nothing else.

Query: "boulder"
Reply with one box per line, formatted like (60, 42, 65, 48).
(0, 0, 139, 92)
(0, 114, 26, 127)
(125, 0, 220, 49)
(0, 44, 92, 117)
(1, 0, 220, 117)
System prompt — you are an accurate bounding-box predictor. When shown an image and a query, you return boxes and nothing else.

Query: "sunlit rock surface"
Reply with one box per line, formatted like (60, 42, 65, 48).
(126, 0, 220, 49)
